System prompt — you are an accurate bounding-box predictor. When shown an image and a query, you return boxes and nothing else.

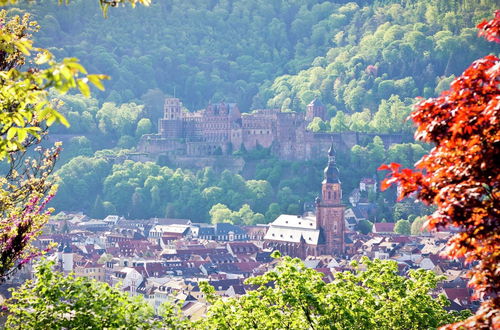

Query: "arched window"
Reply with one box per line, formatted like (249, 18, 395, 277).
(328, 191, 331, 199)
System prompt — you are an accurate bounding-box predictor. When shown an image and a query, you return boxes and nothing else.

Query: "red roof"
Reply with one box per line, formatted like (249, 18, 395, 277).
(234, 262, 261, 273)
(443, 288, 471, 302)
(373, 223, 395, 233)
(390, 236, 412, 243)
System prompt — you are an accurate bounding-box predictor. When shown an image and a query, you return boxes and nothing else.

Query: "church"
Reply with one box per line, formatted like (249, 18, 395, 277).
(263, 144, 345, 259)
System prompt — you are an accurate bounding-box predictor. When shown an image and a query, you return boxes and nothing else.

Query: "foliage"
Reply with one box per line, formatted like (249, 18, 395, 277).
(14, 0, 493, 116)
(197, 255, 469, 329)
(394, 219, 411, 235)
(411, 216, 429, 236)
(356, 219, 373, 235)
(2, 260, 162, 329)
(262, 0, 496, 117)
(209, 203, 265, 225)
(52, 140, 429, 222)
(0, 0, 150, 17)
(380, 11, 500, 328)
(0, 10, 107, 159)
(2, 256, 470, 329)
(0, 145, 60, 280)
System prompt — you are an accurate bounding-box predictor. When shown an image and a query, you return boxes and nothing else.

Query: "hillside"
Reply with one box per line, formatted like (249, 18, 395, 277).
(15, 0, 497, 115)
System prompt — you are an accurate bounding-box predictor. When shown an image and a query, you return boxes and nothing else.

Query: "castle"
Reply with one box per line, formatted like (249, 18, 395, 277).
(263, 144, 345, 258)
(138, 98, 409, 161)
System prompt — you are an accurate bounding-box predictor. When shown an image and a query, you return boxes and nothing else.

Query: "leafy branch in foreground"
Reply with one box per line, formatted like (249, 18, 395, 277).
(197, 254, 469, 329)
(2, 260, 163, 329)
(0, 10, 108, 159)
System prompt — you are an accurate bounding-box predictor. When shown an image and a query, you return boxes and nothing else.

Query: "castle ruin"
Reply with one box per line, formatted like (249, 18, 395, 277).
(138, 98, 410, 162)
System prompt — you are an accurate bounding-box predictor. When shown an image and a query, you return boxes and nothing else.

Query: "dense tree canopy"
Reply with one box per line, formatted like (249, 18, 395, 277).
(3, 260, 162, 329)
(2, 256, 470, 329)
(198, 254, 468, 329)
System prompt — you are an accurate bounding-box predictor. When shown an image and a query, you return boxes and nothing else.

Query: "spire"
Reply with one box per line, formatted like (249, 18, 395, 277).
(323, 141, 340, 184)
(328, 141, 336, 164)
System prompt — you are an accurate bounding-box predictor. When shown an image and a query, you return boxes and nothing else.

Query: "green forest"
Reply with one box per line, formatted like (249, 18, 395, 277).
(3, 0, 497, 225)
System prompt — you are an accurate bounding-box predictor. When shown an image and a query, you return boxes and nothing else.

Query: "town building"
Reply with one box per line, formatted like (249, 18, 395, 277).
(263, 144, 345, 258)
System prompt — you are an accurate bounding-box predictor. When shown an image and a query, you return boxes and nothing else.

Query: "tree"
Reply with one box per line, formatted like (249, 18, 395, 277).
(394, 219, 411, 235)
(380, 12, 500, 328)
(265, 203, 281, 222)
(3, 260, 164, 329)
(356, 219, 373, 234)
(209, 203, 233, 224)
(0, 145, 60, 280)
(307, 117, 327, 132)
(135, 118, 153, 138)
(329, 111, 350, 132)
(198, 254, 469, 329)
(411, 216, 428, 236)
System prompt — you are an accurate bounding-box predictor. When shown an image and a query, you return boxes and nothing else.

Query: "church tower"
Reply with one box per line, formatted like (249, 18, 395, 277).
(316, 143, 345, 255)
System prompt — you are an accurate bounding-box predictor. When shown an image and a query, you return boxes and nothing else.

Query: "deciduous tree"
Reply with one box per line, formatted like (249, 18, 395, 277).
(394, 219, 411, 235)
(198, 254, 469, 329)
(3, 260, 163, 329)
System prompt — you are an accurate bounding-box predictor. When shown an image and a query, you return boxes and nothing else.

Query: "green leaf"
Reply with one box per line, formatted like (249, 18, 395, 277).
(87, 74, 109, 91)
(77, 79, 91, 97)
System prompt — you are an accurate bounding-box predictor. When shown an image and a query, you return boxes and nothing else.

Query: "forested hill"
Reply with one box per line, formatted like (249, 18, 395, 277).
(16, 0, 497, 113)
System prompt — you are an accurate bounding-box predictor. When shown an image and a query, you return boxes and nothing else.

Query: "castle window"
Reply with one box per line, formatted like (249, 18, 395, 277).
(328, 191, 331, 199)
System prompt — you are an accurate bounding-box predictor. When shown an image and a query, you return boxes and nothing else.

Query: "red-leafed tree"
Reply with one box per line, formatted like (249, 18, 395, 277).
(380, 11, 499, 329)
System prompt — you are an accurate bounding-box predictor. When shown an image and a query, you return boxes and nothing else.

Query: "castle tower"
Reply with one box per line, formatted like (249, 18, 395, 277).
(159, 98, 184, 138)
(306, 98, 326, 122)
(315, 142, 345, 255)
(163, 98, 182, 120)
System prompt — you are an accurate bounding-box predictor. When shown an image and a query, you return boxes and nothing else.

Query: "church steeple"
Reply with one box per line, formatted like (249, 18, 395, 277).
(316, 141, 345, 256)
(323, 142, 340, 184)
